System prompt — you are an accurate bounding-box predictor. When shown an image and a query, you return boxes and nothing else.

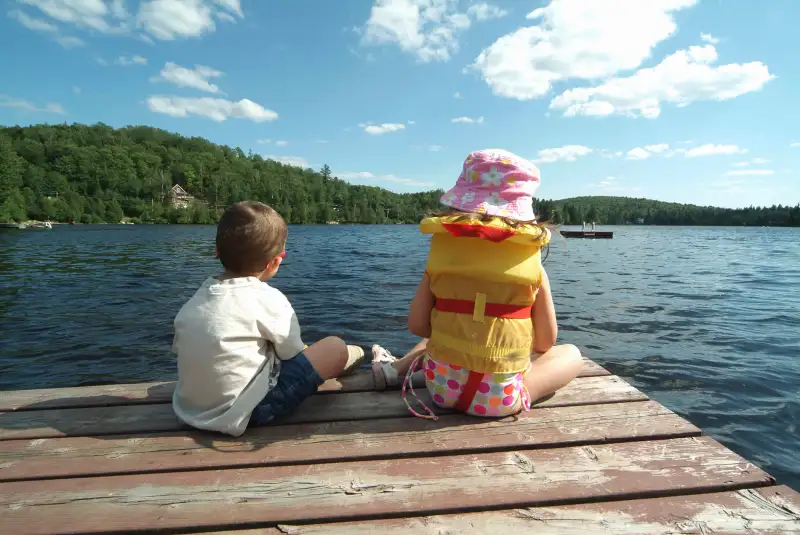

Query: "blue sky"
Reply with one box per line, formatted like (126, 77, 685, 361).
(1, 0, 798, 208)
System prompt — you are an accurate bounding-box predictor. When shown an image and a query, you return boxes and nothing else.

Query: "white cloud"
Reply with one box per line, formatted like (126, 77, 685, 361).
(471, 0, 697, 100)
(724, 169, 775, 176)
(137, 0, 215, 40)
(264, 155, 310, 168)
(624, 142, 748, 160)
(14, 0, 244, 42)
(682, 143, 746, 157)
(146, 95, 278, 122)
(533, 145, 592, 164)
(216, 11, 235, 23)
(626, 147, 653, 160)
(467, 3, 507, 21)
(103, 55, 147, 66)
(713, 178, 745, 188)
(151, 62, 223, 93)
(407, 120, 416, 125)
(315, 139, 329, 144)
(9, 8, 85, 48)
(625, 143, 673, 160)
(599, 149, 623, 159)
(700, 32, 719, 45)
(453, 91, 462, 99)
(549, 44, 774, 119)
(72, 85, 82, 94)
(0, 95, 65, 114)
(791, 141, 800, 148)
(590, 175, 641, 195)
(19, 0, 125, 33)
(451, 116, 483, 124)
(110, 0, 129, 19)
(360, 122, 406, 135)
(56, 35, 85, 48)
(361, 0, 507, 63)
(338, 171, 433, 188)
(275, 140, 288, 147)
(256, 138, 271, 144)
(732, 161, 750, 167)
(750, 157, 770, 165)
(8, 9, 57, 32)
(428, 145, 443, 151)
(644, 143, 670, 154)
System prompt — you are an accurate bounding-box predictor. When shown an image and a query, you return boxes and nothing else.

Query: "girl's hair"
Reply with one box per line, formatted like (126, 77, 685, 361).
(428, 207, 555, 261)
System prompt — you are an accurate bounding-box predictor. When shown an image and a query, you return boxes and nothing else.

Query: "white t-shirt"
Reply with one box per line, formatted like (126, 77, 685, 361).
(171, 276, 305, 436)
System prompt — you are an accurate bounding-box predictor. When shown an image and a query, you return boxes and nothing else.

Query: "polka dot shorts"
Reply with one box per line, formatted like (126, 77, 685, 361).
(422, 354, 530, 417)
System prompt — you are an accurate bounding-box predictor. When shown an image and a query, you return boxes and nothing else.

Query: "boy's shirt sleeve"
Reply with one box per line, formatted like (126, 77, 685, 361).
(258, 286, 305, 360)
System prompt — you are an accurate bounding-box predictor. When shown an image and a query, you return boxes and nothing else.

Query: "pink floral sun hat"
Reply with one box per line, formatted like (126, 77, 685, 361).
(440, 149, 541, 221)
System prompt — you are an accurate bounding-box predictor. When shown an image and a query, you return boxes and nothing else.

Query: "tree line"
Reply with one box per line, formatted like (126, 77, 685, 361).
(1, 123, 797, 227)
(0, 123, 442, 225)
(533, 196, 800, 227)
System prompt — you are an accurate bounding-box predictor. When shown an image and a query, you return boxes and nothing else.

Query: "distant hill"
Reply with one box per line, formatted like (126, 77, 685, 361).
(534, 196, 799, 227)
(1, 123, 797, 226)
(0, 123, 442, 224)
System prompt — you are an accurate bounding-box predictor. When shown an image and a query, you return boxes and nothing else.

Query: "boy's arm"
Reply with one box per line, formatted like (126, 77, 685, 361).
(260, 289, 305, 360)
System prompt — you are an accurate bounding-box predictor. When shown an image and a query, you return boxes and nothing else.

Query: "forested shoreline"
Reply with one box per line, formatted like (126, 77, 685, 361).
(1, 123, 798, 226)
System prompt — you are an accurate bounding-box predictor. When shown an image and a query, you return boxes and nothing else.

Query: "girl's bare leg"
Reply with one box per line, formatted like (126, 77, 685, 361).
(523, 344, 583, 402)
(390, 338, 428, 376)
(372, 338, 428, 388)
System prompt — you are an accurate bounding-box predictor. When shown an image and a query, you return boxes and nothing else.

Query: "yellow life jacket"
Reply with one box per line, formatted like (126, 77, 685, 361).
(420, 215, 551, 374)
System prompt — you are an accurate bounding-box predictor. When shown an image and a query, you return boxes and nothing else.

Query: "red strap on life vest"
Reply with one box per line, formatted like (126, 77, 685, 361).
(434, 298, 532, 319)
(454, 370, 484, 413)
(441, 223, 516, 243)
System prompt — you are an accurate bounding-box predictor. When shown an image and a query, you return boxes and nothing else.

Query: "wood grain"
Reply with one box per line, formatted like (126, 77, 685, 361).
(0, 360, 609, 412)
(0, 375, 641, 441)
(0, 437, 774, 534)
(197, 486, 800, 534)
(0, 401, 697, 481)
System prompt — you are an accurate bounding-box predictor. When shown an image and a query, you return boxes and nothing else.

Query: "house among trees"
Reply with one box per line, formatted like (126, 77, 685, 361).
(169, 184, 194, 209)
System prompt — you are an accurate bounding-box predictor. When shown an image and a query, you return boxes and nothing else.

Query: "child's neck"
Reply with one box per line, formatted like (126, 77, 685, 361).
(218, 269, 269, 282)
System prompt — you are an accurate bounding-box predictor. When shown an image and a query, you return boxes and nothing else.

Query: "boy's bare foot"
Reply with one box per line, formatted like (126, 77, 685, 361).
(371, 345, 400, 389)
(340, 345, 365, 376)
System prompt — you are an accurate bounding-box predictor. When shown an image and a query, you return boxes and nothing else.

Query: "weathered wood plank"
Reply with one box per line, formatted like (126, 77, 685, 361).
(197, 487, 800, 534)
(0, 437, 774, 534)
(0, 360, 609, 412)
(0, 401, 697, 482)
(0, 375, 640, 441)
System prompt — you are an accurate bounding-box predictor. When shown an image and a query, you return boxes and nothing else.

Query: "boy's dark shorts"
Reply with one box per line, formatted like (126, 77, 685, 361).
(249, 352, 324, 427)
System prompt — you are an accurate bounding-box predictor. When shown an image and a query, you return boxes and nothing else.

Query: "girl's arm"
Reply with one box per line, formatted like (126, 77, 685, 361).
(532, 268, 558, 353)
(408, 272, 434, 338)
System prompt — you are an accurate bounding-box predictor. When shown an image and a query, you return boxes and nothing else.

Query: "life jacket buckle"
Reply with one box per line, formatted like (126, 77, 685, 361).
(473, 293, 487, 323)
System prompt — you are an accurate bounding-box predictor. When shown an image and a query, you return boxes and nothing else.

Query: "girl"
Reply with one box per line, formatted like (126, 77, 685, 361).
(372, 149, 583, 420)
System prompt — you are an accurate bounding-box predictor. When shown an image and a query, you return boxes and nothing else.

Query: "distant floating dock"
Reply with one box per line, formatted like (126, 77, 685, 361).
(561, 230, 614, 239)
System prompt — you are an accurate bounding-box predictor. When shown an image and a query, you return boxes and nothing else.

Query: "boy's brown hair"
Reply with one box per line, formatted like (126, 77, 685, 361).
(216, 201, 287, 275)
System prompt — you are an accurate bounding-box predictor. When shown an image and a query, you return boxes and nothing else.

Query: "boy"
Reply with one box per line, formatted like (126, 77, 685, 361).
(172, 201, 362, 437)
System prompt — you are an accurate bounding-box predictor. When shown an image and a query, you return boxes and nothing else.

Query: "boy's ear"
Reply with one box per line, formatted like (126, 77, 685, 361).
(215, 248, 220, 259)
(265, 256, 282, 270)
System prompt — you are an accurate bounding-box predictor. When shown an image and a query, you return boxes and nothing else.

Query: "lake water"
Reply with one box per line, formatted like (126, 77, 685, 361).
(1, 224, 798, 490)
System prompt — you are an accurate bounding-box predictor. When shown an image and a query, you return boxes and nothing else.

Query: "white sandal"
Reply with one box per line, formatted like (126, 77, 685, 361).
(371, 344, 399, 390)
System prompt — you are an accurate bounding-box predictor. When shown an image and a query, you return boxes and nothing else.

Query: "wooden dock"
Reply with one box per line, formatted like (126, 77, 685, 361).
(0, 358, 798, 534)
(560, 230, 614, 239)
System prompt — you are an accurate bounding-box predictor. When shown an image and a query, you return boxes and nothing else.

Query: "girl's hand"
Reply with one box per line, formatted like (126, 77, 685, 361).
(408, 272, 434, 338)
(533, 268, 558, 353)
